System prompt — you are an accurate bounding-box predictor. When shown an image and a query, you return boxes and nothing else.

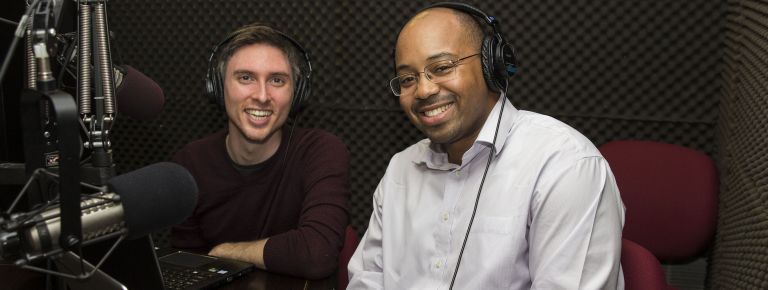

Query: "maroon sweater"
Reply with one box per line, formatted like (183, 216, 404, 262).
(170, 127, 351, 279)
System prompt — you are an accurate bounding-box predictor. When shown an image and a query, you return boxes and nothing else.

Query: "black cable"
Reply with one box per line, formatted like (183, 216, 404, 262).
(448, 84, 508, 290)
(255, 111, 300, 238)
(0, 25, 23, 87)
(0, 0, 42, 86)
(280, 113, 300, 170)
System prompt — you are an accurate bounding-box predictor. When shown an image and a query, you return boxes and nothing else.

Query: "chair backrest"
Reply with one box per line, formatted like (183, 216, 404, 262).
(621, 238, 671, 290)
(337, 225, 359, 290)
(599, 140, 719, 263)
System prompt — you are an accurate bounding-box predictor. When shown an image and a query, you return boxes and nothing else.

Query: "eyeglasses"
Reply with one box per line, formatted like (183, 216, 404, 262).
(389, 53, 480, 97)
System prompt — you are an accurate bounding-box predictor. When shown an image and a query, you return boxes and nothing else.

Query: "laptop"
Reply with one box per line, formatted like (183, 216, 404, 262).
(157, 249, 256, 290)
(81, 235, 255, 290)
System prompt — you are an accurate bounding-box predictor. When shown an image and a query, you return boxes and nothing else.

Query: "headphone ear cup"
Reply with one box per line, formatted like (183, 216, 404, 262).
(205, 59, 225, 110)
(480, 35, 500, 92)
(301, 77, 311, 111)
(213, 71, 225, 110)
(492, 37, 516, 93)
(498, 42, 517, 78)
(290, 76, 309, 117)
(205, 75, 215, 99)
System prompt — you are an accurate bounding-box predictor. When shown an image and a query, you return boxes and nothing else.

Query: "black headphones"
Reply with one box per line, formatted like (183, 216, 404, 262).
(204, 25, 312, 116)
(405, 2, 518, 93)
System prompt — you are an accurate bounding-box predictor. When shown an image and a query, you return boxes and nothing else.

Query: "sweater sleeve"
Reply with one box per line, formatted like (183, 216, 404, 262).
(262, 131, 352, 279)
(169, 147, 208, 254)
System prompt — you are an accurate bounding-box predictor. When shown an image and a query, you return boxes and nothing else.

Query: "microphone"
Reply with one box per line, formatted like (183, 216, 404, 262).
(113, 64, 166, 121)
(0, 162, 197, 263)
(55, 33, 166, 120)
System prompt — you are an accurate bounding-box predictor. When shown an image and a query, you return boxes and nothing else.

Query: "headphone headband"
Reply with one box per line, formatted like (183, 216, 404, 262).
(429, 2, 497, 27)
(399, 2, 517, 93)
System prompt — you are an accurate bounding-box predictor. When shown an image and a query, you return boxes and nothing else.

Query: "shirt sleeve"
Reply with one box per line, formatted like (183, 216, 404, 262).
(347, 181, 385, 290)
(528, 156, 625, 289)
(261, 133, 352, 279)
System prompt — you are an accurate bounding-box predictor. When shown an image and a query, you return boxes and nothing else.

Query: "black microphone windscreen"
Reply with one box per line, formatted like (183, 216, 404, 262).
(116, 65, 165, 121)
(107, 162, 198, 239)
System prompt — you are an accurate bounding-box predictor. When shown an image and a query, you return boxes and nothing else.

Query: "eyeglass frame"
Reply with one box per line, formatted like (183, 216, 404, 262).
(389, 53, 481, 97)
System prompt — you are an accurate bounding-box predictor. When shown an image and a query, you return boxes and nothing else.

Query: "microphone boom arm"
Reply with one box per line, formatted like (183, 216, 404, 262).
(20, 88, 82, 253)
(77, 0, 117, 170)
(20, 0, 84, 253)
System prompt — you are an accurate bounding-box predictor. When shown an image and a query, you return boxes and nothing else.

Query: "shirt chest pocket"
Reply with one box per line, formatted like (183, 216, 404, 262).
(464, 214, 529, 280)
(464, 182, 531, 236)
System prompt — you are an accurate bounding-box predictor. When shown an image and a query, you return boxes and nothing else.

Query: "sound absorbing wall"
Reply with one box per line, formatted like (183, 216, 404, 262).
(106, 0, 724, 288)
(710, 0, 768, 289)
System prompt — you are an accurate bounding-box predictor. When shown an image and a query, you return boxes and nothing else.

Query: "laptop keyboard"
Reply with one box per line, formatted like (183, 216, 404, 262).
(161, 265, 221, 290)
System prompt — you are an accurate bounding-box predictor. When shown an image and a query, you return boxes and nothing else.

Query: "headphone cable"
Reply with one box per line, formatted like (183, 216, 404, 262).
(448, 86, 507, 290)
(253, 112, 300, 238)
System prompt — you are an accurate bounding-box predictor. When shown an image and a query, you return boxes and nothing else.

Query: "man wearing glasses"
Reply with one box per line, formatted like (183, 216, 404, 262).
(348, 4, 625, 289)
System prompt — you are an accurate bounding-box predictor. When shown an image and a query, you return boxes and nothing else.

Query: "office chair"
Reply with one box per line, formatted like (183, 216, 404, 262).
(599, 140, 718, 263)
(337, 225, 359, 290)
(621, 238, 671, 289)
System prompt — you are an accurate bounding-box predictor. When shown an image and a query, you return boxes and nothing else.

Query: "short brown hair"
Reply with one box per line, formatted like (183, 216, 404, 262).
(215, 23, 305, 90)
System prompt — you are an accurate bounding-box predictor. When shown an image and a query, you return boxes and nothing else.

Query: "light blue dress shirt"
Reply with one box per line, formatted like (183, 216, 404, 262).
(348, 95, 625, 290)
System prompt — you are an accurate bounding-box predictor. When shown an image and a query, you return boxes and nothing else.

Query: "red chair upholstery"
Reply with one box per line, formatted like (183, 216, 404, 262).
(621, 238, 672, 290)
(599, 140, 718, 263)
(337, 225, 359, 290)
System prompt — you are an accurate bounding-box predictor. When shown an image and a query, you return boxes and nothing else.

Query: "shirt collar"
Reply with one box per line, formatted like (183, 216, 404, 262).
(475, 92, 517, 156)
(414, 92, 518, 169)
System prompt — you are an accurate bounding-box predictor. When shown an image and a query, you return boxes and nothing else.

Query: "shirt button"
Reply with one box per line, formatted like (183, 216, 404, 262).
(442, 213, 449, 222)
(454, 171, 461, 177)
(435, 261, 442, 269)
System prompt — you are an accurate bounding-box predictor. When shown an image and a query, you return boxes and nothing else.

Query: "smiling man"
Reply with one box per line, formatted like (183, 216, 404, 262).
(348, 4, 625, 289)
(170, 24, 351, 279)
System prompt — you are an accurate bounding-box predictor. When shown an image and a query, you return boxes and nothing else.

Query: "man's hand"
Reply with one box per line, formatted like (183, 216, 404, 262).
(208, 238, 269, 270)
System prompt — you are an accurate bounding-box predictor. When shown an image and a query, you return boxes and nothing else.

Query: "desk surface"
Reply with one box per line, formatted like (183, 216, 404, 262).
(2, 236, 338, 290)
(221, 269, 335, 290)
(1, 265, 336, 290)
